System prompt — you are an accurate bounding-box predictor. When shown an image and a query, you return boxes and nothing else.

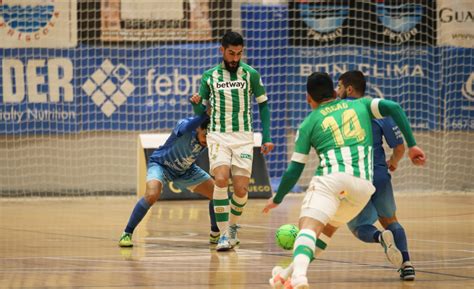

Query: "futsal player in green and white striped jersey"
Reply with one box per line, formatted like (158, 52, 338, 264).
(263, 72, 425, 289)
(191, 31, 274, 251)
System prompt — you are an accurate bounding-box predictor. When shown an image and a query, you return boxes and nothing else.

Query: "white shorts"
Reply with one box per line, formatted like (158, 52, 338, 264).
(300, 172, 375, 227)
(207, 132, 254, 177)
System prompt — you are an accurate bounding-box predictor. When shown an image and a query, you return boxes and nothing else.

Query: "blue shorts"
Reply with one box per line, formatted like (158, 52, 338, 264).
(147, 162, 211, 191)
(347, 169, 397, 231)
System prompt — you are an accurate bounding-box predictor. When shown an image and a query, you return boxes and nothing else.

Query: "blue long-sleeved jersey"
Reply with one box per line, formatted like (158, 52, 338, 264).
(148, 114, 208, 177)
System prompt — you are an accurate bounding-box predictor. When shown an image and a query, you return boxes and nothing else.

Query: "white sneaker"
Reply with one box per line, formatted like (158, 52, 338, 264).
(216, 234, 232, 251)
(228, 224, 241, 246)
(380, 230, 403, 268)
(289, 275, 309, 289)
(269, 266, 286, 289)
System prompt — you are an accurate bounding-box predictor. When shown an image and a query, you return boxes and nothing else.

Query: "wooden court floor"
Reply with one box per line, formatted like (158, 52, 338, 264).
(0, 194, 473, 289)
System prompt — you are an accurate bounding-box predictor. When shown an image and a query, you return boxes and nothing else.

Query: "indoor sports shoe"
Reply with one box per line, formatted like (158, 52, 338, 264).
(269, 266, 286, 289)
(118, 232, 133, 247)
(228, 224, 241, 246)
(399, 262, 416, 281)
(290, 275, 309, 289)
(284, 276, 309, 289)
(209, 233, 220, 244)
(216, 234, 232, 251)
(380, 230, 403, 268)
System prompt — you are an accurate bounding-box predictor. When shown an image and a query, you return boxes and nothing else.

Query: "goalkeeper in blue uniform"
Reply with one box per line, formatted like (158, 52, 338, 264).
(338, 70, 416, 280)
(118, 113, 220, 247)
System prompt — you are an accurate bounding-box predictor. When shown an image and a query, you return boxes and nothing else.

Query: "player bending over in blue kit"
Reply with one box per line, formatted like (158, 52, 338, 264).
(119, 114, 220, 247)
(338, 70, 416, 280)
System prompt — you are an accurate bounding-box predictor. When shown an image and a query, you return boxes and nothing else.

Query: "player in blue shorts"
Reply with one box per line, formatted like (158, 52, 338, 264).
(338, 70, 415, 281)
(118, 113, 219, 247)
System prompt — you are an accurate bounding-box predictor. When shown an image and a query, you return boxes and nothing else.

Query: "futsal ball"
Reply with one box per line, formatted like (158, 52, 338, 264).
(275, 224, 299, 250)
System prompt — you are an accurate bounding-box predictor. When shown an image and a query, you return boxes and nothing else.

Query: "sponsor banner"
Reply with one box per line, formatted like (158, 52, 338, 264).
(287, 46, 439, 130)
(0, 43, 221, 134)
(290, 0, 436, 46)
(289, 0, 351, 46)
(100, 0, 230, 42)
(442, 48, 474, 130)
(144, 147, 272, 200)
(369, 0, 436, 46)
(0, 0, 77, 48)
(437, 0, 474, 48)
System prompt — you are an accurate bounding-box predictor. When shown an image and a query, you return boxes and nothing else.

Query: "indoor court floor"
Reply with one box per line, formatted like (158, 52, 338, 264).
(1, 194, 473, 288)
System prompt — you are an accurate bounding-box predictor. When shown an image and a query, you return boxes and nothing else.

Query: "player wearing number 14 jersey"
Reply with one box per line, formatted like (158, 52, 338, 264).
(263, 72, 425, 289)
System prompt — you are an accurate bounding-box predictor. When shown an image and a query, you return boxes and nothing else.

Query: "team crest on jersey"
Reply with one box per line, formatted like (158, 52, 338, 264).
(214, 81, 247, 90)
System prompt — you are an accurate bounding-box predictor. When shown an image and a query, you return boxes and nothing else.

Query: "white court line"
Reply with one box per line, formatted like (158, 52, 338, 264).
(1, 266, 473, 275)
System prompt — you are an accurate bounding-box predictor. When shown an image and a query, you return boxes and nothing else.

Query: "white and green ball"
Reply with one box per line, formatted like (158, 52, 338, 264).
(275, 224, 299, 250)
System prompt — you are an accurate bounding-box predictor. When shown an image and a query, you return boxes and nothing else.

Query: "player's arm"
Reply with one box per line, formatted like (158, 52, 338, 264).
(388, 144, 405, 171)
(251, 70, 274, 154)
(174, 114, 209, 137)
(367, 98, 426, 165)
(192, 73, 211, 115)
(380, 118, 405, 171)
(263, 125, 311, 213)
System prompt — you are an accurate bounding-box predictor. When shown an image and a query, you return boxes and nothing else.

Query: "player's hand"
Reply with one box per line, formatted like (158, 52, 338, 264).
(189, 94, 201, 104)
(262, 197, 279, 213)
(261, 142, 274, 155)
(386, 157, 399, 172)
(408, 146, 426, 166)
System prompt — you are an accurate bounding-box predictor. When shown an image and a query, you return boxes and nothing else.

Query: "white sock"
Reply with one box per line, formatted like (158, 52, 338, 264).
(292, 229, 316, 279)
(229, 193, 248, 225)
(315, 232, 332, 257)
(213, 186, 229, 234)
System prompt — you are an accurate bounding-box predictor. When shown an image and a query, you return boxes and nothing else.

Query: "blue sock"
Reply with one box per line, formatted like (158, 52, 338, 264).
(387, 222, 410, 262)
(209, 200, 219, 233)
(355, 224, 380, 243)
(124, 197, 151, 234)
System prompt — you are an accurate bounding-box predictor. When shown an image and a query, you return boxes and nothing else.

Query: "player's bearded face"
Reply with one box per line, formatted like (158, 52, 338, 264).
(337, 81, 348, 99)
(222, 45, 243, 73)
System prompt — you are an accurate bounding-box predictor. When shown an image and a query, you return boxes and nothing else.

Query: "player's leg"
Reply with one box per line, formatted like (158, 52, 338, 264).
(373, 174, 414, 280)
(316, 224, 337, 257)
(119, 163, 165, 247)
(227, 133, 254, 246)
(270, 223, 337, 288)
(228, 171, 250, 246)
(292, 173, 374, 288)
(207, 133, 233, 251)
(183, 166, 220, 244)
(290, 217, 325, 289)
(347, 201, 381, 243)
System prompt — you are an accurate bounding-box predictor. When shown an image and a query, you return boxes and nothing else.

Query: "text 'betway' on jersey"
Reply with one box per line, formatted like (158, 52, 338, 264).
(214, 81, 247, 90)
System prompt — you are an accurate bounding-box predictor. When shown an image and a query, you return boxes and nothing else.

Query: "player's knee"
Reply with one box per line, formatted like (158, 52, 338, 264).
(214, 176, 229, 188)
(233, 184, 248, 197)
(144, 180, 162, 205)
(379, 215, 398, 228)
(350, 228, 359, 239)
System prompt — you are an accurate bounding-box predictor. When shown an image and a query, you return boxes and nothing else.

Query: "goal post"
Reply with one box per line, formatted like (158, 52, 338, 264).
(0, 0, 473, 197)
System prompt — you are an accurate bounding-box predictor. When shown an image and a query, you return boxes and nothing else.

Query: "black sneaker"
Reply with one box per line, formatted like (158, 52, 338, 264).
(398, 262, 415, 281)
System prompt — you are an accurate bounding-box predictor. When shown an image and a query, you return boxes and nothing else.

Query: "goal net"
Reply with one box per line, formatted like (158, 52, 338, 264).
(0, 0, 472, 197)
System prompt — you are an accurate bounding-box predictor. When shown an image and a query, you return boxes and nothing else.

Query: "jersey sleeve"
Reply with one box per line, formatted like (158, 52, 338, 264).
(364, 98, 416, 147)
(291, 119, 312, 164)
(250, 69, 267, 104)
(172, 119, 187, 136)
(199, 71, 211, 101)
(380, 117, 404, 148)
(174, 114, 209, 137)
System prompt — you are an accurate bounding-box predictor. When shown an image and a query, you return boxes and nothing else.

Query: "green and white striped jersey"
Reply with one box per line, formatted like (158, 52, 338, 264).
(292, 98, 382, 181)
(199, 62, 267, 133)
